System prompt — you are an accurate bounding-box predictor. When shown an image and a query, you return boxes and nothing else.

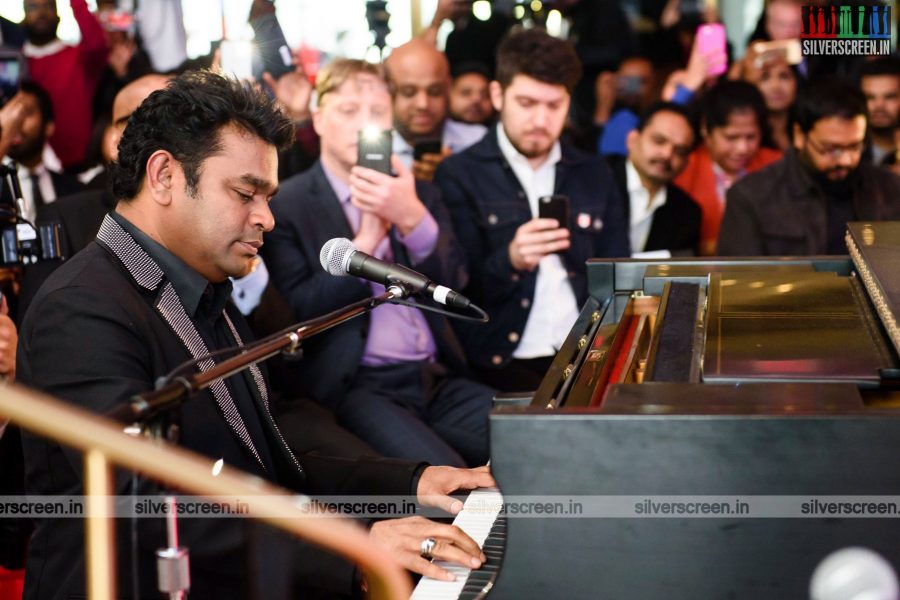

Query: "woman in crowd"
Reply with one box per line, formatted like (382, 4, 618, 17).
(674, 80, 782, 255)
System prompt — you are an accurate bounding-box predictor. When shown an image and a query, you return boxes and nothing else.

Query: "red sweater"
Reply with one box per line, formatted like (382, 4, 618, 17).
(25, 0, 107, 168)
(674, 145, 782, 256)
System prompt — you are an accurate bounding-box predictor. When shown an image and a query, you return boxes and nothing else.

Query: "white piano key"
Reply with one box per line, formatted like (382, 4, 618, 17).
(410, 488, 503, 600)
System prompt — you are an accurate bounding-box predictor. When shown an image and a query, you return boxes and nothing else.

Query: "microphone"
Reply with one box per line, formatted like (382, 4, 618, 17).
(319, 237, 472, 309)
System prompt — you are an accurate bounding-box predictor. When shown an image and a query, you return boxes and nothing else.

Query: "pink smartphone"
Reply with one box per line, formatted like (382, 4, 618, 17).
(696, 23, 727, 77)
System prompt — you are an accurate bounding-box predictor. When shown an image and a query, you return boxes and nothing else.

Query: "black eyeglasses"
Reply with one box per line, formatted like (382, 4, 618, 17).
(805, 137, 865, 159)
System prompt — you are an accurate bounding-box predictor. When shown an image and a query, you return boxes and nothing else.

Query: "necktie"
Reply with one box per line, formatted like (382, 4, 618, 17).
(30, 172, 44, 208)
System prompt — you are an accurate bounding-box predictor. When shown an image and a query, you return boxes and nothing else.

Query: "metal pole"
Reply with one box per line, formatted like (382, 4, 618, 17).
(411, 0, 423, 38)
(84, 450, 116, 600)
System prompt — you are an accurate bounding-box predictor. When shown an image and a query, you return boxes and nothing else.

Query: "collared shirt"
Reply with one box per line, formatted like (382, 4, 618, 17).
(626, 159, 668, 254)
(393, 119, 487, 169)
(495, 125, 580, 359)
(230, 257, 269, 316)
(17, 162, 58, 224)
(321, 162, 439, 366)
(111, 211, 275, 472)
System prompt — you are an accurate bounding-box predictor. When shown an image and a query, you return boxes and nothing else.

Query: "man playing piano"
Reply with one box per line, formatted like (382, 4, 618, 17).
(17, 70, 492, 598)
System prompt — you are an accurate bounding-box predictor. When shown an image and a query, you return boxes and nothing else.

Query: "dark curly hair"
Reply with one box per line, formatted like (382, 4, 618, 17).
(495, 27, 582, 95)
(109, 70, 295, 202)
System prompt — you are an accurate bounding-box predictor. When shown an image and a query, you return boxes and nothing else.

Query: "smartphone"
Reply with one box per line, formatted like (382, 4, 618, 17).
(250, 12, 294, 82)
(538, 195, 570, 229)
(413, 140, 442, 161)
(753, 39, 803, 67)
(98, 9, 135, 33)
(357, 128, 392, 175)
(0, 51, 24, 102)
(696, 23, 728, 77)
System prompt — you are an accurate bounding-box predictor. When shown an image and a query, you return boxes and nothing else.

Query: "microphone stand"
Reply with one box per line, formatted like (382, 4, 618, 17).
(108, 286, 406, 424)
(110, 286, 406, 599)
(0, 162, 27, 222)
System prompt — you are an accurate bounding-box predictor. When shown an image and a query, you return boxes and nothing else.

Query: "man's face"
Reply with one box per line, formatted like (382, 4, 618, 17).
(766, 0, 801, 40)
(704, 109, 762, 176)
(627, 111, 694, 187)
(163, 125, 278, 282)
(313, 73, 392, 175)
(7, 91, 51, 164)
(390, 54, 449, 140)
(861, 75, 900, 133)
(795, 115, 866, 181)
(492, 74, 570, 161)
(616, 58, 654, 111)
(449, 72, 493, 125)
(23, 0, 59, 45)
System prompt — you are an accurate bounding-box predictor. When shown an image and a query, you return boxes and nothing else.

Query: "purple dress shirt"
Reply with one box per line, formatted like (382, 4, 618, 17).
(321, 163, 439, 366)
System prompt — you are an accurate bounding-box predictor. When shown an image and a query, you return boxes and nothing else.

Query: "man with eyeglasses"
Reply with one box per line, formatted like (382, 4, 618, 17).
(719, 78, 900, 256)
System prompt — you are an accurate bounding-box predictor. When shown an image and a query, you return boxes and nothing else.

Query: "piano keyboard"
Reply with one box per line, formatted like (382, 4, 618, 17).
(411, 487, 505, 599)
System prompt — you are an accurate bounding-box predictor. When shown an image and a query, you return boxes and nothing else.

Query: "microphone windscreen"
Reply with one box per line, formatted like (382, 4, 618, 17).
(319, 237, 356, 276)
(810, 547, 899, 600)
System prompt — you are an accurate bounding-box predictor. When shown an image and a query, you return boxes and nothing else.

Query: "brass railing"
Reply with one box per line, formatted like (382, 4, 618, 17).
(0, 383, 411, 599)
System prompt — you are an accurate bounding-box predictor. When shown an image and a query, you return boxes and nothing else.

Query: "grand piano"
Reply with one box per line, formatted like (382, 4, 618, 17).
(414, 222, 900, 599)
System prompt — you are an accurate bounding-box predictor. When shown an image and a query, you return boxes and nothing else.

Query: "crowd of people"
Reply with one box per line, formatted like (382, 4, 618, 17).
(1, 0, 900, 597)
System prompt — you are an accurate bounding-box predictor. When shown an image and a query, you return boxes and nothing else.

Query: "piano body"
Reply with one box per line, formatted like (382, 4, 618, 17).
(478, 223, 900, 598)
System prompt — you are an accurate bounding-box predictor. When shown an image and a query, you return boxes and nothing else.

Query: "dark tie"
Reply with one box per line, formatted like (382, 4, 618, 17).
(30, 172, 44, 208)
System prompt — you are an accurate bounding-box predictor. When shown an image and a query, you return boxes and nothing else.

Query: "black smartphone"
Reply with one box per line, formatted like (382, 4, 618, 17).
(357, 128, 393, 175)
(0, 51, 24, 102)
(413, 140, 442, 161)
(250, 12, 294, 82)
(538, 194, 570, 229)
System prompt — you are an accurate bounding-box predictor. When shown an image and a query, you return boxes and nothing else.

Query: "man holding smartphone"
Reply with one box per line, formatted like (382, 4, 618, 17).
(262, 59, 492, 469)
(385, 38, 486, 182)
(435, 29, 629, 392)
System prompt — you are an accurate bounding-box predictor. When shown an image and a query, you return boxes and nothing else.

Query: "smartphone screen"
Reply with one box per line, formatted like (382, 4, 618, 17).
(413, 140, 442, 161)
(538, 195, 570, 229)
(357, 128, 392, 175)
(0, 51, 23, 102)
(696, 23, 727, 77)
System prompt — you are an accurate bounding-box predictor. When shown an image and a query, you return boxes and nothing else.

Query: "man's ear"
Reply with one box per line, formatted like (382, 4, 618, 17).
(489, 80, 503, 113)
(44, 122, 55, 140)
(626, 129, 639, 154)
(145, 150, 176, 206)
(311, 107, 323, 137)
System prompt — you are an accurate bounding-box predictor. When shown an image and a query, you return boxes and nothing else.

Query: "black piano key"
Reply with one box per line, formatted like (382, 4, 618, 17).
(455, 516, 506, 599)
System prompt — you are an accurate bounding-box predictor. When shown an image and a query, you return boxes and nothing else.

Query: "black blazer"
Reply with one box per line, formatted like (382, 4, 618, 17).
(261, 161, 470, 406)
(15, 188, 115, 323)
(719, 149, 900, 256)
(606, 155, 701, 255)
(433, 126, 630, 369)
(17, 215, 421, 599)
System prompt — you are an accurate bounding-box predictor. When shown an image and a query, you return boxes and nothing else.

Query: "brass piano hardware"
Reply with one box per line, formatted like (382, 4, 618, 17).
(563, 364, 574, 380)
(631, 291, 645, 298)
(591, 311, 600, 323)
(546, 402, 555, 409)
(578, 336, 587, 349)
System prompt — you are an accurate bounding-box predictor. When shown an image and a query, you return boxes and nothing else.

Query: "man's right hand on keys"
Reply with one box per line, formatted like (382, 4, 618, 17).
(370, 516, 486, 581)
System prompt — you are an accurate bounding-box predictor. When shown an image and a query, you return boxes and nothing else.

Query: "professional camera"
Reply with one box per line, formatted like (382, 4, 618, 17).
(0, 162, 62, 266)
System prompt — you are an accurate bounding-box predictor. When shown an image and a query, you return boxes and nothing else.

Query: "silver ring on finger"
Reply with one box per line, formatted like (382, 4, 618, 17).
(420, 537, 437, 559)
